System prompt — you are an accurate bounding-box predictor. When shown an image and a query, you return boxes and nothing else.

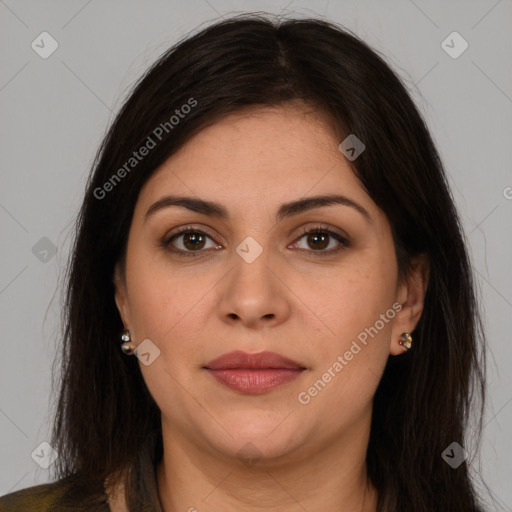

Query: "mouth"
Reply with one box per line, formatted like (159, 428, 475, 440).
(203, 350, 306, 394)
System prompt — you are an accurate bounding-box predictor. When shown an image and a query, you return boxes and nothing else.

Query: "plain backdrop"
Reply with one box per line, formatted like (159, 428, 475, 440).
(1, 0, 511, 509)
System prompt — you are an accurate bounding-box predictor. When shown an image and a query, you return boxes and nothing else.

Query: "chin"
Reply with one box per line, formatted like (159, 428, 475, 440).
(204, 422, 307, 466)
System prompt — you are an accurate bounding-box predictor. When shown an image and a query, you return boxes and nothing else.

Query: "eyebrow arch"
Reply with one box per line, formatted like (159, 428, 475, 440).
(144, 194, 372, 224)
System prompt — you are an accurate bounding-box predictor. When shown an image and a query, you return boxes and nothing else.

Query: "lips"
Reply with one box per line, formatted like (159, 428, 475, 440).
(205, 350, 304, 370)
(204, 351, 306, 394)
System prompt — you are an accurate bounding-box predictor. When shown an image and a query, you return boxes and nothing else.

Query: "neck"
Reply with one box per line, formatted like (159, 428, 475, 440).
(156, 413, 378, 512)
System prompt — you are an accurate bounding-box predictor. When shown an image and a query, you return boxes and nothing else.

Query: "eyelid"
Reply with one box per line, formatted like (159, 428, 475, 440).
(294, 223, 350, 243)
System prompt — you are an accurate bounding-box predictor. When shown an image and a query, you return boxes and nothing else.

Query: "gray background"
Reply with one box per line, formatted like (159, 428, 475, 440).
(1, 0, 511, 509)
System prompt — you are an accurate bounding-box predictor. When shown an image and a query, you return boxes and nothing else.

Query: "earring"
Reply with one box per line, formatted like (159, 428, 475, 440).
(399, 332, 412, 350)
(120, 329, 136, 355)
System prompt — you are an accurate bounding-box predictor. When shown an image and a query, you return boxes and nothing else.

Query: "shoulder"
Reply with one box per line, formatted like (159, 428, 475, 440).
(0, 477, 109, 512)
(0, 479, 70, 512)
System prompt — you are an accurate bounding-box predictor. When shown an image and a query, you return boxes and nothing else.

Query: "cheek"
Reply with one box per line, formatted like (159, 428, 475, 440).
(127, 265, 206, 422)
(297, 250, 397, 405)
(312, 254, 397, 349)
(124, 249, 193, 336)
(125, 259, 214, 379)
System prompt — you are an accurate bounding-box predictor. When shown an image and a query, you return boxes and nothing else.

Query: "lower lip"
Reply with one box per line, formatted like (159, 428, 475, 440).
(206, 368, 304, 394)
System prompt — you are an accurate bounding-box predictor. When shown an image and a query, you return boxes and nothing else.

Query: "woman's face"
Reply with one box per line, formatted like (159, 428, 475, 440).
(114, 103, 426, 465)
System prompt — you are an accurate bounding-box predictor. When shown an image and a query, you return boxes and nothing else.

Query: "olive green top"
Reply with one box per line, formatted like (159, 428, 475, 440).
(0, 435, 163, 512)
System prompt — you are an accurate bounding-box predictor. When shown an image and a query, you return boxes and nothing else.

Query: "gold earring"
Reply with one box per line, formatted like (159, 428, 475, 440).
(120, 329, 136, 355)
(399, 332, 412, 350)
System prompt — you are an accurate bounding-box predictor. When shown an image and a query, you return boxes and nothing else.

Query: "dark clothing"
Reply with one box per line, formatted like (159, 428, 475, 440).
(0, 435, 163, 511)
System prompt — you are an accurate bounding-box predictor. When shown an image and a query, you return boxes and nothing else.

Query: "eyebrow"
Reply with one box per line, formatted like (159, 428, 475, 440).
(144, 194, 372, 224)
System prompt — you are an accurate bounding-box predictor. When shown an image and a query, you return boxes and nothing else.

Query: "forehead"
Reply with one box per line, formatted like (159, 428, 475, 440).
(135, 104, 374, 219)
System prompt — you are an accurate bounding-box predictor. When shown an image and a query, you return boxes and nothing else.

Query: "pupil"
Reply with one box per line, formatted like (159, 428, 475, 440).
(185, 233, 204, 250)
(309, 233, 328, 250)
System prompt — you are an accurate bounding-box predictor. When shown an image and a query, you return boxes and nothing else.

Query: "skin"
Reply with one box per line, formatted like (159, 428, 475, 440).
(113, 102, 429, 512)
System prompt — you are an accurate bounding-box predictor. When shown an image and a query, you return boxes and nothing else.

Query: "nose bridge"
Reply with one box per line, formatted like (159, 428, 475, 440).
(230, 238, 274, 300)
(219, 235, 289, 326)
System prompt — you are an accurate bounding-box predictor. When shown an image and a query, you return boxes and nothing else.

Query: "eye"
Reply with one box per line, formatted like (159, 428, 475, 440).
(161, 224, 350, 258)
(290, 226, 350, 256)
(163, 227, 221, 257)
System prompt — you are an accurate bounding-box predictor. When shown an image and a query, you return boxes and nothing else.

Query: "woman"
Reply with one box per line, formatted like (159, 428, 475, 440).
(0, 13, 489, 512)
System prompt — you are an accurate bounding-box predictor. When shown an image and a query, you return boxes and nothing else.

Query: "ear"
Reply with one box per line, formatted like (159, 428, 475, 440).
(113, 262, 131, 329)
(389, 254, 429, 355)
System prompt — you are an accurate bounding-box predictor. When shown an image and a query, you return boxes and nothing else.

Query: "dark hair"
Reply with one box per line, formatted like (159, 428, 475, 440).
(49, 12, 489, 511)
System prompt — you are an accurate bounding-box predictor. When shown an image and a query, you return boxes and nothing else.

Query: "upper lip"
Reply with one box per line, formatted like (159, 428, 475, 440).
(204, 350, 305, 370)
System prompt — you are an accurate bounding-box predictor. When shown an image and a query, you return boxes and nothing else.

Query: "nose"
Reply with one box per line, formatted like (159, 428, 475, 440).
(217, 249, 291, 329)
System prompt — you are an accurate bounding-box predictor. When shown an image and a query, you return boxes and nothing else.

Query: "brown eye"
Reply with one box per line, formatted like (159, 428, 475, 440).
(164, 228, 221, 257)
(305, 232, 329, 250)
(181, 232, 207, 250)
(292, 227, 350, 256)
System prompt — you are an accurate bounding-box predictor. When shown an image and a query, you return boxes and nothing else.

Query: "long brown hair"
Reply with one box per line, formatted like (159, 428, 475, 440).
(50, 13, 489, 511)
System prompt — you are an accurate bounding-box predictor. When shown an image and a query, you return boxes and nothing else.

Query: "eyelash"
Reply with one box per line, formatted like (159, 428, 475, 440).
(161, 224, 350, 258)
